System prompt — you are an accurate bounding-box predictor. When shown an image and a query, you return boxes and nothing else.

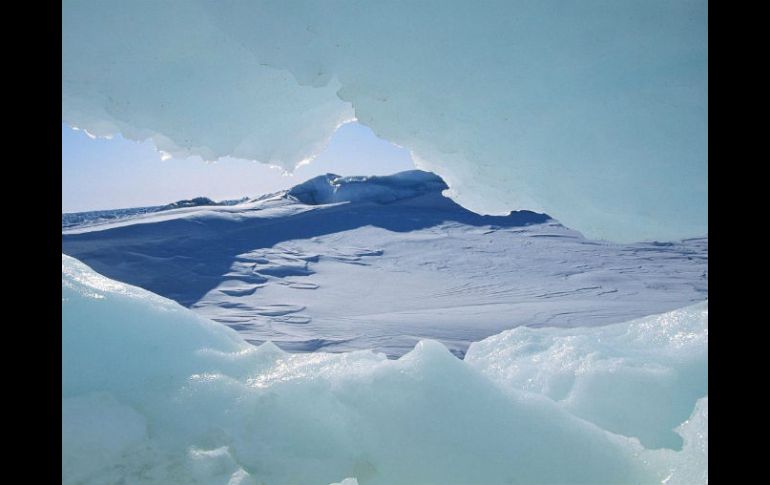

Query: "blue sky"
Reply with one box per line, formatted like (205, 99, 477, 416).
(62, 122, 415, 213)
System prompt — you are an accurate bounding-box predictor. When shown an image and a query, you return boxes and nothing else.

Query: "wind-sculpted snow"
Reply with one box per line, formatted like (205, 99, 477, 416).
(62, 255, 706, 485)
(63, 171, 707, 358)
(62, 0, 707, 242)
(62, 197, 247, 230)
(287, 171, 448, 205)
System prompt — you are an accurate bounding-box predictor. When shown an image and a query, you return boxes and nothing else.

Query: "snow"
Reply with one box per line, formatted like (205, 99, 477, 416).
(287, 170, 449, 205)
(61, 197, 247, 230)
(62, 254, 707, 485)
(63, 171, 707, 358)
(62, 0, 707, 242)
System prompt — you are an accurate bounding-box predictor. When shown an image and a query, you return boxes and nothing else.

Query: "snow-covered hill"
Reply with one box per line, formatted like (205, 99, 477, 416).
(62, 170, 707, 357)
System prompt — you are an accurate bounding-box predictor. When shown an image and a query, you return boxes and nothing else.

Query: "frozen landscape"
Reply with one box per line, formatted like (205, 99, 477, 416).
(63, 254, 706, 485)
(63, 171, 707, 358)
(63, 0, 706, 243)
(61, 1, 707, 483)
(61, 171, 708, 484)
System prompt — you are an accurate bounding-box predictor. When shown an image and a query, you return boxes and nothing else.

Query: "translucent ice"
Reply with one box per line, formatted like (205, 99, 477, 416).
(62, 0, 707, 242)
(465, 301, 708, 449)
(62, 255, 707, 484)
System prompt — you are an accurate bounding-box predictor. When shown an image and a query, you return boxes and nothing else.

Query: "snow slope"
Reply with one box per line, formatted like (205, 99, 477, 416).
(62, 170, 707, 358)
(62, 196, 247, 230)
(62, 254, 707, 485)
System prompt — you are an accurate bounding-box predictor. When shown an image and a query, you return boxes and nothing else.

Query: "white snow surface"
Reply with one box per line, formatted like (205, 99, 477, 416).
(63, 171, 707, 358)
(62, 0, 707, 242)
(62, 254, 707, 485)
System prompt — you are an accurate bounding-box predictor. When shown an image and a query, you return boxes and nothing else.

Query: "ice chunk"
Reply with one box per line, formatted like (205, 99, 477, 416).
(62, 254, 707, 484)
(62, 0, 707, 242)
(62, 392, 148, 485)
(465, 301, 708, 449)
(661, 397, 708, 485)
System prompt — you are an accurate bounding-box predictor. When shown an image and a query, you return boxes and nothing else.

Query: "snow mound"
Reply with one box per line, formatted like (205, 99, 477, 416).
(287, 170, 448, 205)
(62, 171, 706, 357)
(62, 254, 707, 484)
(159, 196, 217, 210)
(62, 0, 707, 242)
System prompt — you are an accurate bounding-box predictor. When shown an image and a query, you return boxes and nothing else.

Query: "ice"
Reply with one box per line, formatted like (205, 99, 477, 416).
(62, 0, 707, 242)
(465, 301, 708, 449)
(663, 397, 708, 485)
(62, 254, 706, 484)
(63, 171, 708, 358)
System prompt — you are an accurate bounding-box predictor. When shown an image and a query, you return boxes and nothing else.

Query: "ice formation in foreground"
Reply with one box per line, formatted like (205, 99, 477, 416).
(62, 255, 707, 485)
(62, 0, 707, 242)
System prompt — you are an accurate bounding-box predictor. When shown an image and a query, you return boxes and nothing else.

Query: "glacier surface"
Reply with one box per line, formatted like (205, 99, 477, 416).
(62, 254, 706, 485)
(62, 0, 707, 242)
(62, 171, 707, 358)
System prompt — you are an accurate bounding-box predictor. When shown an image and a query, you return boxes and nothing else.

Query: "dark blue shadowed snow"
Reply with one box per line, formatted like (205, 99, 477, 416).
(62, 170, 707, 357)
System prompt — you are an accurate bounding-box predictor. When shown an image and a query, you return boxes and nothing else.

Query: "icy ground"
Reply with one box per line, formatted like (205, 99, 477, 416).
(62, 171, 707, 358)
(62, 255, 707, 485)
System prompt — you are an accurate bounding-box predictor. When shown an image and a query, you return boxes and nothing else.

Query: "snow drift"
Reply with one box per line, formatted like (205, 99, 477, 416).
(62, 0, 707, 242)
(287, 170, 448, 206)
(62, 254, 707, 484)
(62, 170, 707, 358)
